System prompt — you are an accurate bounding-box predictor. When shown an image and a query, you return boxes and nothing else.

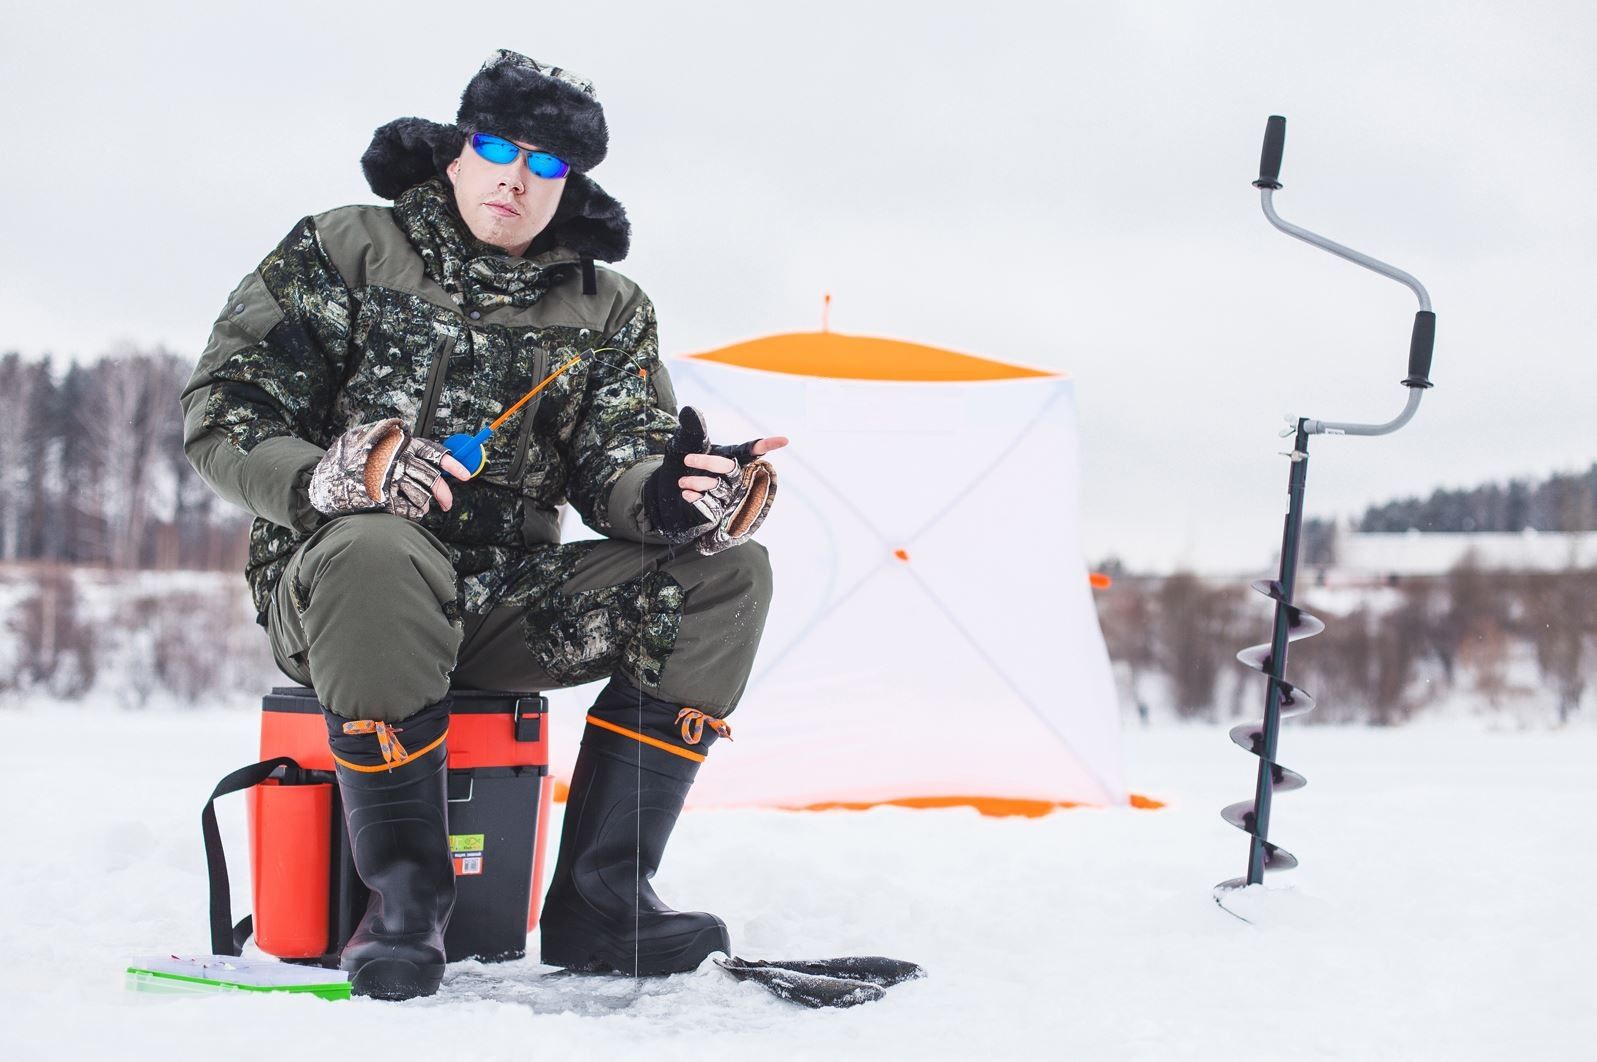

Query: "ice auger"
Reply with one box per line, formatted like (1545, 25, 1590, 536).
(1216, 116, 1436, 906)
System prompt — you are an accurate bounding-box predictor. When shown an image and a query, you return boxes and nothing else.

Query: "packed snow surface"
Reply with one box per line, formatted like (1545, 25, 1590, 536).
(1, 703, 1590, 1061)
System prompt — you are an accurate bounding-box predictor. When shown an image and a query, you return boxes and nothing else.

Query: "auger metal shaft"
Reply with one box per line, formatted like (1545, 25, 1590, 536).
(1247, 419, 1310, 885)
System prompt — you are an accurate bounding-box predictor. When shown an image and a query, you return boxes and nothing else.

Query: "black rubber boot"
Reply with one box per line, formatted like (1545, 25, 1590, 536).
(326, 699, 456, 1000)
(539, 676, 732, 976)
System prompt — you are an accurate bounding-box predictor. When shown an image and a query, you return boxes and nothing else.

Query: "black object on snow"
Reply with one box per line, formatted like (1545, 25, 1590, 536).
(437, 955, 924, 1012)
(715, 955, 925, 1009)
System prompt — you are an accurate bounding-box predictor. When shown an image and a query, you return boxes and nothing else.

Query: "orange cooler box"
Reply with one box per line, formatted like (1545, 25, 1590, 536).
(212, 686, 553, 965)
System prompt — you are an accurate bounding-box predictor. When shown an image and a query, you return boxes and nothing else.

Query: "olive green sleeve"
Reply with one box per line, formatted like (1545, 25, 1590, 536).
(179, 215, 353, 533)
(604, 454, 671, 543)
(564, 292, 684, 544)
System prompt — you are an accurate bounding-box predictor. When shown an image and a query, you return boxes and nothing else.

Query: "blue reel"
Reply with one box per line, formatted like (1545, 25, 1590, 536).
(442, 426, 493, 480)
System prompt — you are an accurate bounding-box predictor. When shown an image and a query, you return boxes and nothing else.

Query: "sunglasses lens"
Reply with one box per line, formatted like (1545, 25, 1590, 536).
(472, 133, 520, 165)
(526, 152, 570, 179)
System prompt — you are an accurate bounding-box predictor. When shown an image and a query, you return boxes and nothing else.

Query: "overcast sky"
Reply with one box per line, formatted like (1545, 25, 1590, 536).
(3, 0, 1593, 573)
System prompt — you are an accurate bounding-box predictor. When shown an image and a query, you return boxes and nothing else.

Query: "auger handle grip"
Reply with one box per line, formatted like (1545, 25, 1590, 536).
(1404, 311, 1436, 388)
(1255, 115, 1286, 189)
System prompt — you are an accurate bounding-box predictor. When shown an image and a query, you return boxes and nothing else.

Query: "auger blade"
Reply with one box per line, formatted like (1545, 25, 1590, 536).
(1277, 682, 1315, 713)
(1278, 683, 1316, 718)
(1220, 800, 1257, 831)
(1220, 588, 1320, 896)
(1236, 642, 1273, 673)
(1235, 620, 1325, 675)
(1286, 608, 1325, 639)
(1270, 765, 1307, 792)
(1217, 801, 1300, 868)
(1228, 721, 1264, 752)
(1262, 843, 1298, 872)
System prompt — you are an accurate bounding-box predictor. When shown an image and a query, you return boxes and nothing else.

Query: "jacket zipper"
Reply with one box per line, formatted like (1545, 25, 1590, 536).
(503, 260, 590, 481)
(505, 342, 548, 482)
(414, 335, 455, 438)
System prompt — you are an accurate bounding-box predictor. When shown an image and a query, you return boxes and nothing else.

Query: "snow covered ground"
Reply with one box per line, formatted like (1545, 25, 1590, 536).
(1, 704, 1591, 1061)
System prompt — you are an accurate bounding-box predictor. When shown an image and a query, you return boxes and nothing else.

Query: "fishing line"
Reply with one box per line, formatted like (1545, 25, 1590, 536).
(439, 338, 660, 976)
(453, 338, 736, 976)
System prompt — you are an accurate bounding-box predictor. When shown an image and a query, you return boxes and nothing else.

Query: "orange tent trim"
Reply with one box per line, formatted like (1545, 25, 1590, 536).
(684, 331, 1062, 383)
(795, 794, 1166, 816)
(549, 783, 1164, 815)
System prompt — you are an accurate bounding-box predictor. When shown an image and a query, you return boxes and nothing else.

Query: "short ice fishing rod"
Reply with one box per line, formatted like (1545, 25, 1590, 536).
(441, 348, 639, 478)
(443, 341, 654, 479)
(1216, 116, 1437, 912)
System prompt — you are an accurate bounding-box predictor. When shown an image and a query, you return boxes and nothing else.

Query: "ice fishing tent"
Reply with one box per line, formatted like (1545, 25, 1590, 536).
(652, 329, 1129, 813)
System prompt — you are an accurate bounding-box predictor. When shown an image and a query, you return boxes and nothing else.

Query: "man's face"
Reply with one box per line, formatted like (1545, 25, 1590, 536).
(445, 134, 567, 257)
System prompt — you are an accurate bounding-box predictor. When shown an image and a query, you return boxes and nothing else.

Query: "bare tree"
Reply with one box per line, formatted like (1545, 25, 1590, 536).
(1155, 572, 1242, 721)
(6, 563, 97, 697)
(1457, 614, 1510, 711)
(1370, 603, 1425, 725)
(1522, 567, 1597, 724)
(76, 350, 177, 569)
(1426, 552, 1500, 686)
(0, 353, 45, 561)
(1095, 571, 1160, 721)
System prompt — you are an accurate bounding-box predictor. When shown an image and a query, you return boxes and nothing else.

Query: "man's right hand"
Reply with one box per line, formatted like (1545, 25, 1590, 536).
(308, 418, 471, 520)
(643, 406, 784, 544)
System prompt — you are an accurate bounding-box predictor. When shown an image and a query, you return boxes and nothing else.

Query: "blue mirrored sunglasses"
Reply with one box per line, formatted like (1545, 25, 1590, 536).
(470, 133, 571, 179)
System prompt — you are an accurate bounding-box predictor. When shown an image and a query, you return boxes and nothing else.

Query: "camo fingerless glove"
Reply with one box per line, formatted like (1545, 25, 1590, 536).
(308, 417, 451, 520)
(693, 458, 777, 556)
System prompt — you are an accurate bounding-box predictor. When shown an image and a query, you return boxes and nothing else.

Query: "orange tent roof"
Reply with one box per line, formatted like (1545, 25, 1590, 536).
(683, 330, 1062, 383)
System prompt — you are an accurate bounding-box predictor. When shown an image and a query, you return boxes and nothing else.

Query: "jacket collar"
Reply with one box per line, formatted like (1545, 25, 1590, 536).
(394, 178, 598, 311)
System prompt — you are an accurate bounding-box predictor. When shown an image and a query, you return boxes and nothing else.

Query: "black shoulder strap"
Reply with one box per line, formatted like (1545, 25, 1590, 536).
(581, 257, 597, 296)
(201, 757, 304, 956)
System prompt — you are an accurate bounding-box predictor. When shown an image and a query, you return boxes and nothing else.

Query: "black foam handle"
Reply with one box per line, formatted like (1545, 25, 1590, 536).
(1403, 311, 1436, 388)
(1255, 115, 1286, 189)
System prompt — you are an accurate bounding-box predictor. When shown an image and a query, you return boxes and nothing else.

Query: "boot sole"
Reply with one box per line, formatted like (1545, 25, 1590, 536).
(540, 917, 730, 977)
(349, 958, 445, 1001)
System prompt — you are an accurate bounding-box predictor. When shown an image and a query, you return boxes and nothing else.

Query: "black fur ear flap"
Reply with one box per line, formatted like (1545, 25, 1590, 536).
(361, 118, 462, 200)
(546, 173, 631, 263)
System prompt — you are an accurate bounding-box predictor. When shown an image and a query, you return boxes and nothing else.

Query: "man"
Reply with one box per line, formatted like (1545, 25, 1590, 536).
(179, 50, 786, 1000)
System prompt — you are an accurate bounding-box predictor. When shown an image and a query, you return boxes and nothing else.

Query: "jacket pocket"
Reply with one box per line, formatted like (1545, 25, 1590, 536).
(219, 269, 286, 345)
(414, 335, 455, 438)
(505, 341, 548, 484)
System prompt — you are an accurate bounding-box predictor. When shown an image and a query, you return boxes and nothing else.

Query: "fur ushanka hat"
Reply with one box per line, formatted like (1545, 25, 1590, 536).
(360, 50, 629, 262)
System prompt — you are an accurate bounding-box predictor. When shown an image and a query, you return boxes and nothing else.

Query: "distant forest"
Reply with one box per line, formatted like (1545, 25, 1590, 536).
(1295, 463, 1597, 566)
(1096, 563, 1595, 726)
(1337, 464, 1597, 534)
(1090, 461, 1597, 727)
(0, 348, 249, 571)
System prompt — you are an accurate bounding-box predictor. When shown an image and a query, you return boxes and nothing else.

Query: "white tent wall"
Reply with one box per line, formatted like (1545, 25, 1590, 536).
(658, 348, 1127, 810)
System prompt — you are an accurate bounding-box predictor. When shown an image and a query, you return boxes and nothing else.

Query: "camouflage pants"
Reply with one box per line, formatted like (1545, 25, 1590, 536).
(265, 512, 772, 722)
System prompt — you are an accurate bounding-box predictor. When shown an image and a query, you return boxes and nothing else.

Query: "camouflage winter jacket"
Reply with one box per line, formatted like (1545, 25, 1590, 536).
(180, 176, 681, 626)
